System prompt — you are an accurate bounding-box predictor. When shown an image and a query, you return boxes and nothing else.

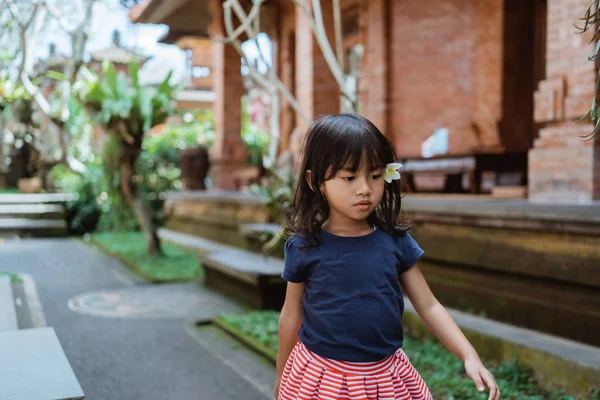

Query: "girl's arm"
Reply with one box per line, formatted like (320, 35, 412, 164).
(399, 265, 501, 400)
(274, 282, 304, 397)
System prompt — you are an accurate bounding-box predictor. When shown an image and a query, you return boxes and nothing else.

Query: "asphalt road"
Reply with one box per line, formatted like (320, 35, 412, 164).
(1, 238, 270, 400)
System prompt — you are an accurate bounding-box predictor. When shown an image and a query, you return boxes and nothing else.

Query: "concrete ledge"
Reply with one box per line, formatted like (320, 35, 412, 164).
(0, 193, 76, 204)
(403, 196, 600, 223)
(159, 228, 286, 310)
(403, 195, 600, 235)
(158, 228, 231, 258)
(239, 223, 280, 238)
(0, 204, 65, 219)
(0, 218, 67, 237)
(403, 299, 600, 397)
(165, 189, 264, 205)
(0, 276, 17, 331)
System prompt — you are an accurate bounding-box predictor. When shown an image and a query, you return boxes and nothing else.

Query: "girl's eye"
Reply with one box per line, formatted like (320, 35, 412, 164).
(343, 176, 355, 182)
(371, 174, 382, 180)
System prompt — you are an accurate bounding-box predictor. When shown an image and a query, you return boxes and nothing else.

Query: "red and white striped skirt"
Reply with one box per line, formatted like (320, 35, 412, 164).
(278, 342, 433, 400)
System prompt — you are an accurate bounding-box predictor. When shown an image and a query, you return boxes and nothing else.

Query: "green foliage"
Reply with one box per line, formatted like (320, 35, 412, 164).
(0, 75, 30, 113)
(219, 311, 597, 399)
(250, 163, 295, 254)
(87, 231, 202, 282)
(0, 271, 22, 284)
(575, 1, 600, 140)
(49, 162, 137, 234)
(221, 311, 280, 351)
(78, 60, 178, 136)
(241, 96, 270, 166)
(50, 111, 215, 232)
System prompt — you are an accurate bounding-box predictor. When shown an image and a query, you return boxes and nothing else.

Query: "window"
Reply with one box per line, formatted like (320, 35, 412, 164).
(192, 66, 211, 79)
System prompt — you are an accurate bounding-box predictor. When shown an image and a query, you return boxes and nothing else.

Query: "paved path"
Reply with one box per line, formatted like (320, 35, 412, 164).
(0, 238, 271, 400)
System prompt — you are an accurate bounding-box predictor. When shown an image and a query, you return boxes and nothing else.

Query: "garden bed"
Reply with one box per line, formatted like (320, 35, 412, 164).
(0, 271, 22, 283)
(86, 231, 203, 283)
(215, 311, 598, 400)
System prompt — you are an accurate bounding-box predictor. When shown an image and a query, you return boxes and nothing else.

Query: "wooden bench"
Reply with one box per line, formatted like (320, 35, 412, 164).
(159, 228, 286, 310)
(0, 327, 85, 400)
(402, 153, 527, 194)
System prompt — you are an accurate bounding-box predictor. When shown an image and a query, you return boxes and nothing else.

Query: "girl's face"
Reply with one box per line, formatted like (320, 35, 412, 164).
(319, 158, 385, 223)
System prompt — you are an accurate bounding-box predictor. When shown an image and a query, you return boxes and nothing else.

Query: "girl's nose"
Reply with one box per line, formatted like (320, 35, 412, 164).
(356, 178, 373, 196)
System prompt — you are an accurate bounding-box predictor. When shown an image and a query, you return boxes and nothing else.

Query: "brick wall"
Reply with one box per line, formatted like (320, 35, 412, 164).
(529, 0, 600, 202)
(360, 0, 390, 135)
(389, 0, 508, 158)
(291, 1, 341, 160)
(278, 0, 297, 154)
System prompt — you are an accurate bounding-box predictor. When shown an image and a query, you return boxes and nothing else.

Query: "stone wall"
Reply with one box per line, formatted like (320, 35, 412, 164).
(529, 0, 600, 202)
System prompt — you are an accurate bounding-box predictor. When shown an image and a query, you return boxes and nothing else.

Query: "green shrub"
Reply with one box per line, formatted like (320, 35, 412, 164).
(241, 96, 269, 166)
(88, 231, 202, 282)
(50, 111, 216, 233)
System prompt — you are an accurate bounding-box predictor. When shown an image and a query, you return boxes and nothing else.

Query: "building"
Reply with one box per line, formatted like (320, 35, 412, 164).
(130, 2, 216, 112)
(129, 1, 600, 356)
(130, 0, 598, 202)
(89, 30, 150, 73)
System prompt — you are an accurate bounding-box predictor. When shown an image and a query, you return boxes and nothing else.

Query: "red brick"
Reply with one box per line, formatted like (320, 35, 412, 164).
(208, 0, 247, 190)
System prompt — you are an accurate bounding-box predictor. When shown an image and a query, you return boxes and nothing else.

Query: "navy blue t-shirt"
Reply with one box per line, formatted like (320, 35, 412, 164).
(282, 227, 424, 362)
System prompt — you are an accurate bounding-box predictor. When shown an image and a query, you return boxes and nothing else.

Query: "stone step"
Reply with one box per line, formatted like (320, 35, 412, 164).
(239, 223, 283, 257)
(0, 193, 76, 205)
(0, 218, 67, 237)
(0, 275, 18, 331)
(0, 327, 85, 400)
(158, 228, 286, 310)
(158, 228, 231, 258)
(404, 299, 600, 397)
(0, 204, 65, 219)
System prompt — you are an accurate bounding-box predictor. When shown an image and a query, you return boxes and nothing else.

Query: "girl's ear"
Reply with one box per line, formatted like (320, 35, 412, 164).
(305, 170, 316, 192)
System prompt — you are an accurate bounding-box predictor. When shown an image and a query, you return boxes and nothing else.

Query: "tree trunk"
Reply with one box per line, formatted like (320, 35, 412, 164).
(118, 143, 161, 256)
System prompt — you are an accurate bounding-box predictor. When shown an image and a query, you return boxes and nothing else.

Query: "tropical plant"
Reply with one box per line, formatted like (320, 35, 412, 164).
(250, 162, 294, 254)
(575, 1, 600, 139)
(241, 96, 270, 166)
(78, 60, 178, 255)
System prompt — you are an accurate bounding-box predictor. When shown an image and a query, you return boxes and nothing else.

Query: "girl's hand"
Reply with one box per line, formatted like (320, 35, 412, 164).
(464, 357, 501, 400)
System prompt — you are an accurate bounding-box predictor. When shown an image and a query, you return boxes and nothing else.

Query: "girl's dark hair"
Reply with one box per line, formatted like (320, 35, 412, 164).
(283, 113, 410, 246)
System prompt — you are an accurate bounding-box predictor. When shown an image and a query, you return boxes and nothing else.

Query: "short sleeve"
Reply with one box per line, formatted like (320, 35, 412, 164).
(281, 237, 308, 283)
(398, 232, 424, 274)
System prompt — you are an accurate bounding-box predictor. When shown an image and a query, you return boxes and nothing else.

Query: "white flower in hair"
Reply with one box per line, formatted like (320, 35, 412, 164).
(384, 163, 402, 183)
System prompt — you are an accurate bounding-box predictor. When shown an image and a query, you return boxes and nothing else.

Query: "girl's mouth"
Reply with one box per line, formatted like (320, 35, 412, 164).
(354, 201, 371, 210)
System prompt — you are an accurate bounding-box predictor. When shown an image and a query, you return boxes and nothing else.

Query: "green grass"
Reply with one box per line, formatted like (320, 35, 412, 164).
(0, 271, 22, 283)
(0, 187, 20, 194)
(218, 311, 599, 400)
(87, 231, 203, 283)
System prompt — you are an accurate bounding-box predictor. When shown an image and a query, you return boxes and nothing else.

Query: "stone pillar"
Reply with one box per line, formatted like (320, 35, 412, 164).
(208, 0, 247, 190)
(278, 0, 297, 154)
(291, 0, 341, 155)
(529, 0, 599, 202)
(360, 0, 389, 134)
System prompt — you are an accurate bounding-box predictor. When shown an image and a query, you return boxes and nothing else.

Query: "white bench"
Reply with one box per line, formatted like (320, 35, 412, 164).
(0, 327, 85, 400)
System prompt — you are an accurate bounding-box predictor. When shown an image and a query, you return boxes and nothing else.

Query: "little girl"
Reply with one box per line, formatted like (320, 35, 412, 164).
(275, 114, 501, 400)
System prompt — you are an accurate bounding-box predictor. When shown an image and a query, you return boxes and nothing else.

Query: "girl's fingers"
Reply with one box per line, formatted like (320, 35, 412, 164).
(481, 370, 500, 400)
(470, 370, 485, 392)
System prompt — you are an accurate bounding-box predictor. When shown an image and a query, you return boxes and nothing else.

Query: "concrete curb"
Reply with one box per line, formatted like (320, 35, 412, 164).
(403, 300, 600, 397)
(19, 273, 47, 328)
(212, 316, 277, 364)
